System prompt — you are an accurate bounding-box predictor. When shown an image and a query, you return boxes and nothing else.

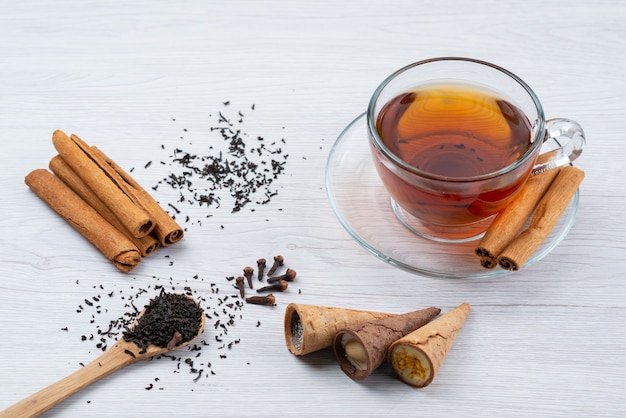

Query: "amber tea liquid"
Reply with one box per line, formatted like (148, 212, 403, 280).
(373, 83, 534, 226)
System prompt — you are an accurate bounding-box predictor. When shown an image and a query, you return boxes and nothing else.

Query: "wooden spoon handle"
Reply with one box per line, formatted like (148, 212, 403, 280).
(2, 293, 204, 417)
(0, 341, 138, 418)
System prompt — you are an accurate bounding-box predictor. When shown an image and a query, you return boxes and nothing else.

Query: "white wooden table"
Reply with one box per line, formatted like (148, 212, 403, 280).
(1, 1, 624, 416)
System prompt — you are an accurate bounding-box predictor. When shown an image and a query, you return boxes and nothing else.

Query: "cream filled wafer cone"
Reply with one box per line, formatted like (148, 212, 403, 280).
(284, 303, 396, 356)
(389, 303, 470, 388)
(332, 307, 440, 380)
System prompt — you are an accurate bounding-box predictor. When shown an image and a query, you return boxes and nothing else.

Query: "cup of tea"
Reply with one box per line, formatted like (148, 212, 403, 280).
(368, 57, 584, 242)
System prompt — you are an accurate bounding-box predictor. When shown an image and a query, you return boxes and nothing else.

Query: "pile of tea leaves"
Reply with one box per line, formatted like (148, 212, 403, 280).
(122, 290, 204, 353)
(75, 275, 243, 385)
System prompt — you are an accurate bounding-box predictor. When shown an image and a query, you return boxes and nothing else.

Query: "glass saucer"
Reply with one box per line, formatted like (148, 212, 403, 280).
(325, 113, 580, 279)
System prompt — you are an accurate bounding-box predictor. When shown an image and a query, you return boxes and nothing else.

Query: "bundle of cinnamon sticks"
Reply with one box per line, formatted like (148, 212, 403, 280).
(476, 165, 584, 271)
(25, 130, 184, 272)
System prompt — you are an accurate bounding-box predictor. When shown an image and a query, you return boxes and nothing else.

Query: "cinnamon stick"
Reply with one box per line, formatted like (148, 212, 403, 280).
(90, 145, 184, 246)
(51, 130, 154, 239)
(25, 169, 142, 272)
(49, 155, 160, 257)
(498, 166, 584, 270)
(476, 167, 562, 267)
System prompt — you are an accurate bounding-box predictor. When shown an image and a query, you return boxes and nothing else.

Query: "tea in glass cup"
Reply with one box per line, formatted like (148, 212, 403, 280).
(367, 58, 584, 242)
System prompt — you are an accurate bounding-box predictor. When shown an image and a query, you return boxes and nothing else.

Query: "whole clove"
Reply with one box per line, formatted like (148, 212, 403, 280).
(243, 266, 254, 289)
(256, 258, 266, 281)
(256, 280, 288, 293)
(166, 331, 183, 350)
(267, 255, 284, 276)
(266, 268, 296, 283)
(245, 294, 276, 306)
(235, 276, 246, 298)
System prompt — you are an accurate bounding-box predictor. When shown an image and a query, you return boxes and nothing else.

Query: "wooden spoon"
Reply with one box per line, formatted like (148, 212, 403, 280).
(0, 294, 205, 418)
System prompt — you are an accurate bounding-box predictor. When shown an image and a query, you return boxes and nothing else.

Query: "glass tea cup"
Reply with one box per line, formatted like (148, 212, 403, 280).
(367, 57, 584, 242)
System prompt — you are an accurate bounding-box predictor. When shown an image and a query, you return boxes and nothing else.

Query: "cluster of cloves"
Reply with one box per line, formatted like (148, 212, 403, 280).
(231, 255, 297, 306)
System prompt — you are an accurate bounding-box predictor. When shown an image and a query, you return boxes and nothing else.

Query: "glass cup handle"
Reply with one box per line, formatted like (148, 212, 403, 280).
(531, 118, 585, 176)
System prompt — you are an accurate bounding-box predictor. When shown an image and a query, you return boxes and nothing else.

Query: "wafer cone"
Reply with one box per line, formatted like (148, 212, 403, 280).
(389, 303, 470, 388)
(284, 303, 396, 356)
(332, 307, 441, 380)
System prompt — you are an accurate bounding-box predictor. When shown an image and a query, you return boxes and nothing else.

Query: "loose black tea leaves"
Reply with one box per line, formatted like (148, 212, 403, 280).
(122, 291, 203, 354)
(148, 103, 289, 220)
(75, 276, 246, 384)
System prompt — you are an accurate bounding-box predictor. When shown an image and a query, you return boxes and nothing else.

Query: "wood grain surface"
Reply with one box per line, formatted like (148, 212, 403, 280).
(1, 0, 624, 416)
